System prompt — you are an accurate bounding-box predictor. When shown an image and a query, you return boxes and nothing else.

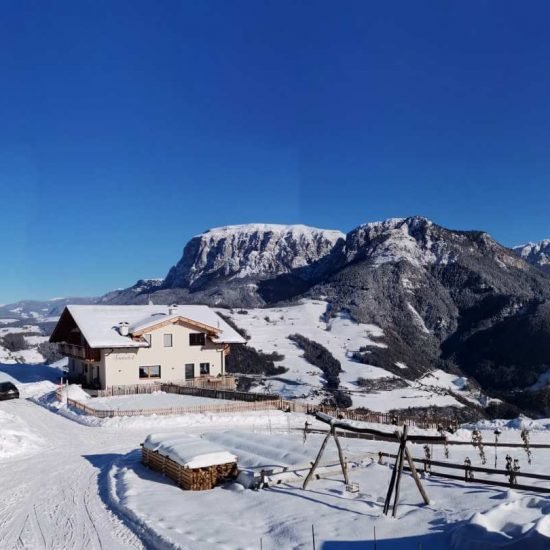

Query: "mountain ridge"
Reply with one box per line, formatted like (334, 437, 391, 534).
(3, 217, 550, 415)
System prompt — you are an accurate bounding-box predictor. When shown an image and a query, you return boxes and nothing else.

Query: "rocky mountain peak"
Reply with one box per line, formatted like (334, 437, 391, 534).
(345, 216, 450, 266)
(514, 240, 550, 273)
(163, 223, 345, 290)
(343, 216, 524, 272)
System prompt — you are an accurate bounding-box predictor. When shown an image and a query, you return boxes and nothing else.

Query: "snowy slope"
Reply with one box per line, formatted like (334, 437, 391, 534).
(220, 300, 472, 410)
(0, 324, 47, 364)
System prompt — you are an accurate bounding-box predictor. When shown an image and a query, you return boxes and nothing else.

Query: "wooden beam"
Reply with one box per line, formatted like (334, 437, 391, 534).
(315, 412, 446, 443)
(404, 446, 430, 505)
(383, 442, 401, 515)
(303, 431, 332, 489)
(391, 425, 409, 517)
(378, 453, 550, 481)
(332, 427, 349, 485)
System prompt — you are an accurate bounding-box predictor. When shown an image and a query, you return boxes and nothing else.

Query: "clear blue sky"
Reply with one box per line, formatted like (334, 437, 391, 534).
(1, 1, 550, 303)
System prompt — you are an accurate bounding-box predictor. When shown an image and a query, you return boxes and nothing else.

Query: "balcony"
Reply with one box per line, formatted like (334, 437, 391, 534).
(58, 343, 101, 362)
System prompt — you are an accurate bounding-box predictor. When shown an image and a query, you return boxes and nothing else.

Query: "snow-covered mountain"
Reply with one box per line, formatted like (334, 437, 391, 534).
(0, 297, 95, 324)
(344, 216, 525, 269)
(4, 217, 550, 416)
(163, 224, 345, 290)
(513, 240, 550, 274)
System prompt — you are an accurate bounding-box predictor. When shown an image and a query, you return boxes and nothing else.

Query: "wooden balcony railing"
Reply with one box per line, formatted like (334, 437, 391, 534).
(57, 343, 100, 362)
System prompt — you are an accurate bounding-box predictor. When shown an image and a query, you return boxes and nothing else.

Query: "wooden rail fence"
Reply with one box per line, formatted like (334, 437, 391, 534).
(96, 376, 237, 397)
(299, 427, 550, 448)
(56, 387, 283, 418)
(379, 452, 550, 493)
(55, 385, 475, 430)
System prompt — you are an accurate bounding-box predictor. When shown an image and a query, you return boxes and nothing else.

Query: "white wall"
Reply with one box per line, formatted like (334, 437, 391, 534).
(101, 322, 226, 387)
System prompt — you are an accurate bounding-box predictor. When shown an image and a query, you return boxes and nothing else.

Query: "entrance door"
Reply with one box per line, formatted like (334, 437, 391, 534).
(185, 363, 195, 379)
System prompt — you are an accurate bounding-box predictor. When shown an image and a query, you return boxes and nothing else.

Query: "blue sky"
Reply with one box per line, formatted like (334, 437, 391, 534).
(1, 1, 550, 303)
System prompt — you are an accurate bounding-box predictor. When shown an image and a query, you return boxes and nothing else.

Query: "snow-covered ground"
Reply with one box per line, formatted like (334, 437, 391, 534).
(1, 360, 549, 549)
(0, 318, 18, 325)
(0, 407, 44, 460)
(0, 323, 47, 364)
(219, 301, 390, 402)
(218, 300, 483, 410)
(0, 324, 41, 336)
(112, 430, 550, 550)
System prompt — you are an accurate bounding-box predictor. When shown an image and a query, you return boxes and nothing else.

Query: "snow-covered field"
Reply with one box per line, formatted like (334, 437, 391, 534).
(219, 300, 483, 410)
(0, 323, 48, 364)
(0, 360, 549, 549)
(0, 407, 44, 460)
(112, 429, 550, 550)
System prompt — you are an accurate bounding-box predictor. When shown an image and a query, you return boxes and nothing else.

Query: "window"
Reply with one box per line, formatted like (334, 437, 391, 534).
(163, 333, 173, 347)
(139, 365, 161, 379)
(143, 334, 152, 346)
(200, 362, 210, 375)
(189, 333, 205, 346)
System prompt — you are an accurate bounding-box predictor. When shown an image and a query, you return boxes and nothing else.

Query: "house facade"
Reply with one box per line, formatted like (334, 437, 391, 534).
(49, 305, 246, 389)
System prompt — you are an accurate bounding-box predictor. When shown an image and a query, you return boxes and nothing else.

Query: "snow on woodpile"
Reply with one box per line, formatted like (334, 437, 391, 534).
(143, 433, 237, 468)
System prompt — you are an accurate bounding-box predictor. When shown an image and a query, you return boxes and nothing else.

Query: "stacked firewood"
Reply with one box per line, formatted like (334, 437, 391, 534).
(142, 447, 237, 491)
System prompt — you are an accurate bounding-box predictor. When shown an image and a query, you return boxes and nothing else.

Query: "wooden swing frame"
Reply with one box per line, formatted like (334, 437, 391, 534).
(303, 412, 446, 517)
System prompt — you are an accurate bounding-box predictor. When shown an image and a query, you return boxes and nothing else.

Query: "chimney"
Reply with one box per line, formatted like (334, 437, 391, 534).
(118, 321, 129, 336)
(168, 304, 178, 315)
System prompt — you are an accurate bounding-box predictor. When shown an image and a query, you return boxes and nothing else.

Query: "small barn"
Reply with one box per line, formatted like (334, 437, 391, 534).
(142, 433, 238, 491)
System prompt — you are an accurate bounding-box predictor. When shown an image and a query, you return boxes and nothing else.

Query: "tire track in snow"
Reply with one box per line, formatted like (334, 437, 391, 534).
(33, 504, 48, 550)
(0, 400, 145, 549)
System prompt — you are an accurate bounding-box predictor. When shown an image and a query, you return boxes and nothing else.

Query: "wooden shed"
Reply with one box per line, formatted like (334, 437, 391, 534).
(142, 433, 238, 491)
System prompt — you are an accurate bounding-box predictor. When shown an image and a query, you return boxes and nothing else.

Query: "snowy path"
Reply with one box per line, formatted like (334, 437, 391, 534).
(0, 400, 145, 550)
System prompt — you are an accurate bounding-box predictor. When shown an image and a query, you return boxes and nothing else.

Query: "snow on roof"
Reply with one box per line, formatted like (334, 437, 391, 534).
(64, 305, 246, 348)
(143, 433, 237, 468)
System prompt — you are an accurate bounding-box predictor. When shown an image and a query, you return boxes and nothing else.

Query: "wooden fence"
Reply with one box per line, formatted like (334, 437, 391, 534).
(56, 384, 461, 428)
(379, 451, 550, 493)
(280, 401, 457, 431)
(299, 427, 550, 448)
(162, 383, 281, 402)
(56, 387, 283, 418)
(96, 376, 237, 397)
